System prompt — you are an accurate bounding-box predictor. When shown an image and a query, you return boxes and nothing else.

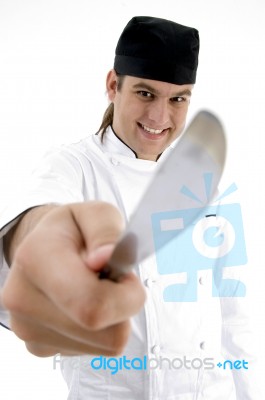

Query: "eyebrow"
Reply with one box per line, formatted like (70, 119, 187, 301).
(132, 82, 192, 98)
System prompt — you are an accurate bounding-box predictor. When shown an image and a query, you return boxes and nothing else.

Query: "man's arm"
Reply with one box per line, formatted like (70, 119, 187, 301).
(3, 205, 57, 266)
(1, 202, 146, 357)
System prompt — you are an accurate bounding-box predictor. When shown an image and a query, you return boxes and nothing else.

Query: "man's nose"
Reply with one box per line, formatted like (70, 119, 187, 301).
(147, 99, 170, 126)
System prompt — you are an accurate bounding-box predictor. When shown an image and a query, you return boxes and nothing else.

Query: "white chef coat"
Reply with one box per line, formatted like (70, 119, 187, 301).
(0, 128, 260, 399)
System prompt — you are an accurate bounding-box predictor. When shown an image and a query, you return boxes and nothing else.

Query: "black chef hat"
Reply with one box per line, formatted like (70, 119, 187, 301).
(114, 16, 199, 85)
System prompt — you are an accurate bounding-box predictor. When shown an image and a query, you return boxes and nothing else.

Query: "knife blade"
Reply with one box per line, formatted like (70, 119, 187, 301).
(101, 110, 226, 281)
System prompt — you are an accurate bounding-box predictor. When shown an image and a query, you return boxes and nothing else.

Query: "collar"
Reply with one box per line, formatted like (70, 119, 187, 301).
(97, 126, 182, 162)
(99, 126, 137, 158)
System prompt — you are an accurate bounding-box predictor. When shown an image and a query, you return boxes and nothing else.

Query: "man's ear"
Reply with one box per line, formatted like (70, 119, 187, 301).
(106, 69, 118, 102)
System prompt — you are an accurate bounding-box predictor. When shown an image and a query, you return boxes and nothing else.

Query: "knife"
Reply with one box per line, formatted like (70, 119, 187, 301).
(101, 110, 226, 281)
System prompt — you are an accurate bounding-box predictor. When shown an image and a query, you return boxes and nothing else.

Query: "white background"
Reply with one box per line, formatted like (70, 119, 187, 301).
(0, 0, 264, 398)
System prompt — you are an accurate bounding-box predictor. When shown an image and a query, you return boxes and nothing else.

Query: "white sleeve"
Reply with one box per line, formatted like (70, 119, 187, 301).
(0, 146, 86, 231)
(0, 146, 88, 327)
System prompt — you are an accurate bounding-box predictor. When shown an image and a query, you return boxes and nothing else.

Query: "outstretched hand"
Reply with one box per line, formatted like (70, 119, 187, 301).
(1, 202, 146, 357)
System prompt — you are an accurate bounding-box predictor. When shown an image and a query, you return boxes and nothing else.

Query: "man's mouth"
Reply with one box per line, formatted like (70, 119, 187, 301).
(139, 123, 166, 135)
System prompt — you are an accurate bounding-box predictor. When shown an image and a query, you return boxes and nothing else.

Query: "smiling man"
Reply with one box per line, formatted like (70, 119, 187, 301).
(98, 16, 198, 161)
(0, 16, 258, 400)
(107, 73, 193, 160)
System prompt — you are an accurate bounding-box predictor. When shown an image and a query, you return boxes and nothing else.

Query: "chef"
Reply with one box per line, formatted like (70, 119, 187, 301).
(0, 16, 259, 399)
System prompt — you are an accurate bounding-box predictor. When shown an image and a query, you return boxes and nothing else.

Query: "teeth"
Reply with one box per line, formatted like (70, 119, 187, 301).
(142, 124, 163, 135)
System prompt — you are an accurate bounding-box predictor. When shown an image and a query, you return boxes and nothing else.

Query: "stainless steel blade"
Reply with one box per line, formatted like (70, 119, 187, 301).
(102, 110, 226, 281)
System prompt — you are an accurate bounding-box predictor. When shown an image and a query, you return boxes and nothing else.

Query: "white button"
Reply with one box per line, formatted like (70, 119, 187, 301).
(200, 341, 205, 350)
(144, 278, 155, 288)
(151, 345, 161, 355)
(111, 157, 119, 166)
(199, 277, 204, 285)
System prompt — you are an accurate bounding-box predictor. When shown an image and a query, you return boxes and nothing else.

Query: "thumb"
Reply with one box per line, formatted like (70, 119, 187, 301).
(69, 201, 125, 269)
(85, 244, 115, 272)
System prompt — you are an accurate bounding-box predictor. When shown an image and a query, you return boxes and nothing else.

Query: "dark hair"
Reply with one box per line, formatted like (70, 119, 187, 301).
(96, 73, 125, 141)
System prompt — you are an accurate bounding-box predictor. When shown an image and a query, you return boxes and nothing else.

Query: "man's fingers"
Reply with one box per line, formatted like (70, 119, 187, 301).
(2, 202, 146, 357)
(2, 263, 132, 352)
(11, 238, 145, 329)
(25, 343, 60, 358)
(8, 203, 145, 330)
(10, 314, 130, 356)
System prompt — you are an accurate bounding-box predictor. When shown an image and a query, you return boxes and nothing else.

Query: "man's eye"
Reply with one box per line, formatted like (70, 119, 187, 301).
(171, 96, 185, 103)
(138, 91, 153, 98)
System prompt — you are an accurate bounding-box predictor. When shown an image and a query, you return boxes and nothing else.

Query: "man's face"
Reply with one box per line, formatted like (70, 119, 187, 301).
(107, 70, 193, 161)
